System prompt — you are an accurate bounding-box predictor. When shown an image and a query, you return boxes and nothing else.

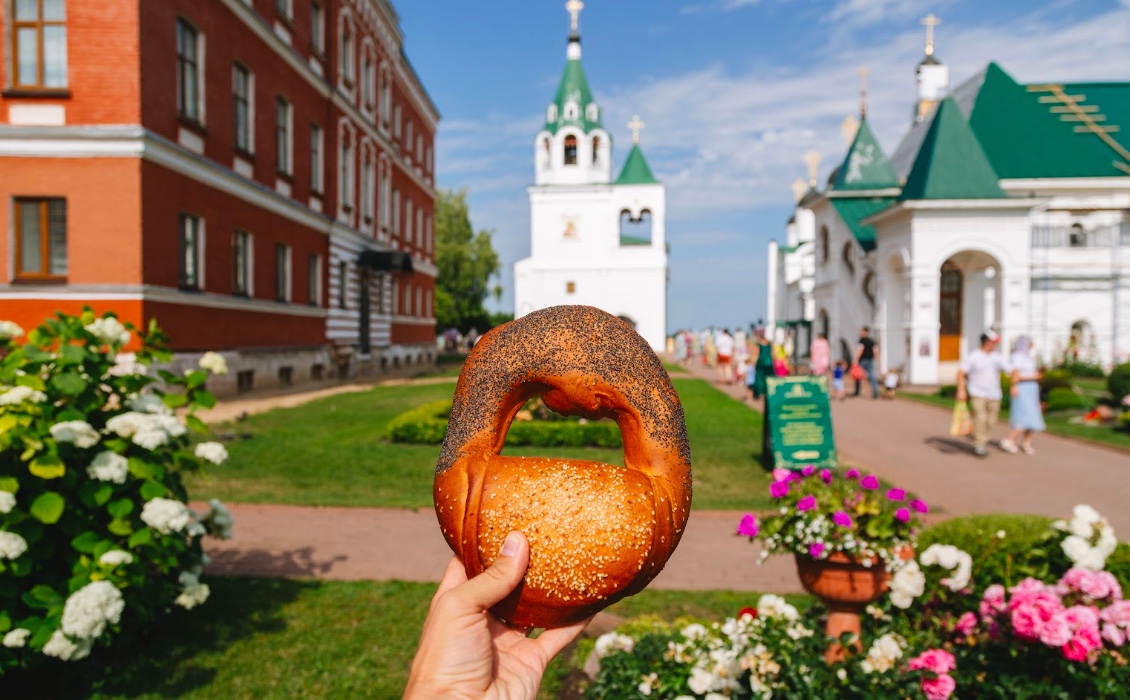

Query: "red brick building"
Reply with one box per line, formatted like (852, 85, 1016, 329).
(0, 0, 438, 394)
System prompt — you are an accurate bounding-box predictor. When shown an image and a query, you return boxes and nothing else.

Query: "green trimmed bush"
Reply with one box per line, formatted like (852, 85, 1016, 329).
(385, 400, 449, 444)
(386, 401, 623, 449)
(1108, 362, 1130, 403)
(938, 384, 957, 399)
(1055, 359, 1106, 378)
(1045, 386, 1085, 412)
(1040, 368, 1074, 398)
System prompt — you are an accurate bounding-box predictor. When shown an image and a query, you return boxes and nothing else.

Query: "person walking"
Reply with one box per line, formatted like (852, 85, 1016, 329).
(852, 327, 880, 398)
(751, 331, 774, 400)
(956, 330, 1010, 457)
(1000, 335, 1045, 455)
(716, 328, 735, 384)
(810, 332, 831, 378)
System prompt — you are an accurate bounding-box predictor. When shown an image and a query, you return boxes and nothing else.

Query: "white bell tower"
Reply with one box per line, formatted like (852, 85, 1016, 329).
(915, 14, 950, 123)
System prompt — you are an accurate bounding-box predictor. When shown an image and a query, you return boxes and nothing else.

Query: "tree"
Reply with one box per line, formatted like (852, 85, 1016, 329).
(435, 189, 501, 333)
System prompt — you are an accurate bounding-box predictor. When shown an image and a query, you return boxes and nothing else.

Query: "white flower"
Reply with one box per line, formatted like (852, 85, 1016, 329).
(860, 633, 905, 673)
(41, 630, 93, 661)
(0, 385, 47, 406)
(2, 628, 30, 648)
(175, 571, 211, 609)
(594, 631, 635, 657)
(681, 623, 708, 640)
(0, 491, 15, 514)
(87, 450, 129, 483)
(0, 531, 29, 560)
(140, 498, 191, 534)
(61, 580, 125, 640)
(920, 544, 973, 591)
(50, 420, 101, 448)
(837, 668, 848, 681)
(756, 594, 799, 621)
(889, 561, 925, 609)
(638, 673, 658, 696)
(133, 428, 169, 450)
(195, 442, 228, 465)
(99, 550, 133, 567)
(105, 411, 147, 438)
(127, 394, 172, 416)
(85, 317, 130, 346)
(687, 666, 717, 695)
(0, 320, 24, 340)
(997, 530, 1007, 539)
(198, 351, 229, 375)
(204, 499, 234, 539)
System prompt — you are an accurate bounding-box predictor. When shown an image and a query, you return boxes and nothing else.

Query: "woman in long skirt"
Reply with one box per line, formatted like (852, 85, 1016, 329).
(1000, 335, 1045, 455)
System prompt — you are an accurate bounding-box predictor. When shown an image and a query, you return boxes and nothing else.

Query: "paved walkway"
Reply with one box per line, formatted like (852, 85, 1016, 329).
(198, 362, 1130, 593)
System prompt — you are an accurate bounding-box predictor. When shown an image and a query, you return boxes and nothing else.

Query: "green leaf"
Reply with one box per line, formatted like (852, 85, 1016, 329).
(162, 393, 189, 409)
(185, 370, 208, 389)
(49, 372, 88, 396)
(0, 612, 10, 634)
(92, 482, 113, 506)
(139, 481, 167, 500)
(20, 346, 52, 363)
(29, 454, 65, 480)
(107, 498, 134, 519)
(194, 391, 216, 409)
(127, 457, 159, 480)
(59, 344, 87, 365)
(22, 584, 63, 610)
(71, 531, 102, 554)
(0, 476, 19, 494)
(128, 528, 153, 547)
(13, 374, 45, 391)
(107, 518, 133, 536)
(0, 414, 18, 435)
(185, 414, 208, 434)
(29, 492, 65, 524)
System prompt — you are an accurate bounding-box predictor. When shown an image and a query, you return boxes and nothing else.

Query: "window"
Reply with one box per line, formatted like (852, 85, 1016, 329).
(275, 0, 292, 22)
(337, 260, 348, 309)
(819, 226, 830, 263)
(178, 214, 202, 289)
(361, 155, 373, 222)
(405, 199, 413, 243)
(362, 51, 374, 108)
(310, 123, 324, 192)
(176, 19, 201, 121)
(380, 169, 391, 230)
(415, 208, 423, 247)
(233, 64, 253, 153)
(392, 188, 400, 237)
(564, 135, 577, 165)
(275, 96, 292, 175)
(311, 2, 325, 53)
(340, 21, 354, 84)
(340, 139, 354, 212)
(842, 242, 855, 275)
(232, 230, 251, 295)
(566, 281, 576, 294)
(308, 253, 321, 305)
(406, 120, 414, 150)
(274, 243, 291, 302)
(12, 0, 67, 89)
(1070, 223, 1087, 248)
(14, 198, 66, 279)
(592, 136, 600, 164)
(380, 71, 391, 125)
(863, 272, 876, 304)
(393, 103, 402, 139)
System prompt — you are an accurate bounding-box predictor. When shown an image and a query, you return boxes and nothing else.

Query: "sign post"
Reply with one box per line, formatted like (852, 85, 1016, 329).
(762, 376, 837, 470)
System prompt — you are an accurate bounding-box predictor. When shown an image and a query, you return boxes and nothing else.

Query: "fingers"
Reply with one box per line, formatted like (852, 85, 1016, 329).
(429, 556, 468, 614)
(451, 531, 530, 612)
(534, 615, 595, 659)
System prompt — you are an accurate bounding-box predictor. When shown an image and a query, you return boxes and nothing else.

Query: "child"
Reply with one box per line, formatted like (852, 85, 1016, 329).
(883, 369, 899, 400)
(832, 361, 846, 401)
(746, 358, 758, 403)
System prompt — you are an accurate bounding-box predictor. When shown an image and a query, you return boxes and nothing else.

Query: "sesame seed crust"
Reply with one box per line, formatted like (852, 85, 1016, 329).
(433, 305, 693, 628)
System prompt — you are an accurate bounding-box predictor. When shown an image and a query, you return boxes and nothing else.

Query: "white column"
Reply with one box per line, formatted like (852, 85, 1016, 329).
(907, 265, 940, 385)
(766, 240, 779, 330)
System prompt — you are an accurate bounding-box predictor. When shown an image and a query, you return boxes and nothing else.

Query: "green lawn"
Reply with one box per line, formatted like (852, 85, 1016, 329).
(186, 377, 773, 511)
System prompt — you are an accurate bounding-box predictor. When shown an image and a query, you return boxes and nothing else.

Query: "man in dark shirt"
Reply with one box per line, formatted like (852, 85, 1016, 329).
(853, 326, 880, 398)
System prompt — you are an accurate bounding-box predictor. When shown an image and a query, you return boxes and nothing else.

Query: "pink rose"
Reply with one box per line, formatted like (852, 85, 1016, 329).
(910, 498, 929, 514)
(1011, 595, 1064, 642)
(736, 513, 759, 538)
(832, 511, 853, 528)
(802, 465, 816, 477)
(1062, 637, 1091, 662)
(797, 495, 817, 511)
(770, 481, 790, 498)
(1059, 568, 1123, 602)
(1037, 612, 1072, 647)
(955, 611, 978, 636)
(921, 673, 957, 700)
(820, 468, 833, 484)
(772, 468, 792, 482)
(980, 584, 1007, 619)
(887, 488, 906, 501)
(1102, 600, 1130, 626)
(861, 475, 880, 489)
(895, 508, 910, 523)
(809, 541, 825, 558)
(1103, 622, 1126, 647)
(845, 468, 860, 479)
(908, 649, 956, 674)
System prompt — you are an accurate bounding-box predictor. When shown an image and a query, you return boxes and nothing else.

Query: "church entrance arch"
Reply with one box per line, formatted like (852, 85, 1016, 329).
(938, 251, 1001, 362)
(938, 263, 962, 361)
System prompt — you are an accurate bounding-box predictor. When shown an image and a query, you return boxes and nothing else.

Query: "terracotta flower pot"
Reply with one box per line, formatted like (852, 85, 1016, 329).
(795, 553, 890, 662)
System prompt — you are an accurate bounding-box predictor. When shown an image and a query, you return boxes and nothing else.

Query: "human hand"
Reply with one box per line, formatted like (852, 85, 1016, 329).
(956, 387, 967, 402)
(403, 532, 592, 700)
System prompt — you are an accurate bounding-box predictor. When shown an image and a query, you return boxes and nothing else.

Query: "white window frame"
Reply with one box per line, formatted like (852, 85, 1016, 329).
(310, 122, 324, 192)
(392, 188, 400, 238)
(361, 150, 374, 223)
(379, 157, 391, 233)
(405, 199, 413, 244)
(415, 207, 423, 247)
(338, 11, 356, 87)
(275, 95, 293, 175)
(175, 18, 205, 124)
(311, 2, 326, 54)
(232, 63, 255, 153)
(232, 229, 254, 296)
(178, 213, 205, 290)
(275, 0, 293, 22)
(379, 64, 391, 127)
(308, 253, 322, 306)
(274, 243, 292, 302)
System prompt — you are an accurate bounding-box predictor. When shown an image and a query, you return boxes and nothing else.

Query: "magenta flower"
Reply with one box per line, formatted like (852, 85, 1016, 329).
(820, 469, 833, 484)
(832, 511, 853, 528)
(845, 468, 860, 479)
(921, 674, 956, 700)
(797, 495, 817, 511)
(770, 481, 790, 498)
(736, 513, 759, 538)
(802, 465, 816, 477)
(887, 488, 906, 501)
(771, 468, 791, 482)
(911, 499, 929, 514)
(786, 471, 802, 483)
(809, 542, 826, 558)
(956, 612, 978, 636)
(895, 507, 910, 522)
(861, 475, 880, 490)
(908, 649, 957, 674)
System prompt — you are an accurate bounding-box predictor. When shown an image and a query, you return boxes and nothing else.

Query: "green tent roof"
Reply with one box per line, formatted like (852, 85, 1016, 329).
(900, 98, 1005, 200)
(831, 118, 899, 191)
(545, 56, 602, 135)
(830, 197, 896, 252)
(615, 144, 659, 185)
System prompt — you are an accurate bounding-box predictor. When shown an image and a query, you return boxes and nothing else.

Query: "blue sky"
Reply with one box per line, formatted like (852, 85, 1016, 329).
(397, 0, 1130, 332)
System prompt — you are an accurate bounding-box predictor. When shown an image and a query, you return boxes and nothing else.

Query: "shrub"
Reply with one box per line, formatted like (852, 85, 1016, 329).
(385, 400, 450, 444)
(1055, 359, 1106, 378)
(1041, 368, 1075, 399)
(1108, 362, 1130, 403)
(1045, 387, 1086, 412)
(0, 310, 231, 676)
(386, 401, 623, 449)
(938, 385, 957, 399)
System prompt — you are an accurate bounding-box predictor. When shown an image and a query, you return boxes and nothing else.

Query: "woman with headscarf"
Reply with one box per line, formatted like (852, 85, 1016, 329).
(1000, 335, 1045, 455)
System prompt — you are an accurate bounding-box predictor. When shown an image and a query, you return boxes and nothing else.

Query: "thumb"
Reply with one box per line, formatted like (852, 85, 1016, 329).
(456, 531, 530, 612)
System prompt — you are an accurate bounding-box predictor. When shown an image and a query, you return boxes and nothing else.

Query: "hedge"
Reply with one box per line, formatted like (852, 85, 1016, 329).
(1108, 362, 1130, 404)
(386, 400, 623, 448)
(1045, 386, 1086, 412)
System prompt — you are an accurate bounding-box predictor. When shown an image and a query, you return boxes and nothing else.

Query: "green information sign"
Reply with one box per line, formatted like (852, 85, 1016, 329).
(763, 376, 837, 470)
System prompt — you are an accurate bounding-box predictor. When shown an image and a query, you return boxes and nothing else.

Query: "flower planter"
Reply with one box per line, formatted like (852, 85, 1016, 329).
(795, 552, 890, 662)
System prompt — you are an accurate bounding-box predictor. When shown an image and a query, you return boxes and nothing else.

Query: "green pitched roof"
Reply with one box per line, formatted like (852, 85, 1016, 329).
(831, 118, 899, 191)
(615, 144, 659, 185)
(900, 98, 1005, 200)
(830, 197, 896, 252)
(545, 57, 602, 135)
(962, 63, 1130, 178)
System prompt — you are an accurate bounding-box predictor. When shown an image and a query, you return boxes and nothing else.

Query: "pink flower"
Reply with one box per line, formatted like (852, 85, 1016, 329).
(736, 513, 759, 538)
(980, 584, 1007, 619)
(802, 465, 816, 477)
(1063, 636, 1094, 662)
(1037, 612, 1072, 647)
(771, 468, 791, 482)
(908, 649, 956, 674)
(1102, 600, 1130, 626)
(921, 673, 957, 700)
(786, 471, 802, 483)
(887, 488, 906, 501)
(1058, 568, 1123, 602)
(1010, 594, 1064, 642)
(770, 481, 790, 499)
(844, 468, 860, 479)
(809, 542, 825, 558)
(832, 511, 853, 528)
(910, 499, 929, 514)
(1103, 622, 1126, 647)
(955, 612, 978, 636)
(797, 495, 817, 511)
(895, 508, 910, 523)
(820, 469, 833, 484)
(861, 475, 880, 490)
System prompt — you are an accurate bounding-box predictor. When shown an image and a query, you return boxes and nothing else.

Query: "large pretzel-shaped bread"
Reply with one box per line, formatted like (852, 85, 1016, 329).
(434, 305, 692, 628)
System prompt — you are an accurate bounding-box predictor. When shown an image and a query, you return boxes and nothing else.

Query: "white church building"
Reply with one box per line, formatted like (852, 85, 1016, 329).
(513, 3, 668, 350)
(768, 19, 1130, 385)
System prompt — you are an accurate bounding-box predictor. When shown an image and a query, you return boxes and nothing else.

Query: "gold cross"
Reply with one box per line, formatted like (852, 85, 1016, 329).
(921, 14, 940, 56)
(859, 66, 869, 118)
(566, 0, 584, 32)
(628, 115, 646, 144)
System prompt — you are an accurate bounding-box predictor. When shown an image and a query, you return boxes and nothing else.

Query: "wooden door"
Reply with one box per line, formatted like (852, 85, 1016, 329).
(938, 266, 962, 361)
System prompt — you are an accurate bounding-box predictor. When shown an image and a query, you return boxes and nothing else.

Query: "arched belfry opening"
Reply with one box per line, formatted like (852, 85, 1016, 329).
(564, 135, 578, 165)
(619, 209, 652, 246)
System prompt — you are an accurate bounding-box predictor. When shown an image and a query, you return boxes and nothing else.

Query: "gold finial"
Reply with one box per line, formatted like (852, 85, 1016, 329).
(841, 114, 859, 147)
(859, 66, 869, 119)
(804, 150, 821, 187)
(566, 0, 584, 33)
(628, 115, 646, 145)
(791, 178, 808, 203)
(921, 14, 940, 56)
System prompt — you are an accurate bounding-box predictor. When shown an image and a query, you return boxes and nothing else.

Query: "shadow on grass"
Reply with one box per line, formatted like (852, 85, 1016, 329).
(205, 545, 348, 578)
(5, 575, 315, 699)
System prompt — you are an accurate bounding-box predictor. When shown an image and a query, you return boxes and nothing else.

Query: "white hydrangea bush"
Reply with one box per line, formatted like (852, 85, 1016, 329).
(0, 310, 234, 676)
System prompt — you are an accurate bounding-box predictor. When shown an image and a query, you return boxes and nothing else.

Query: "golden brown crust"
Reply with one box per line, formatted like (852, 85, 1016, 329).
(433, 305, 692, 628)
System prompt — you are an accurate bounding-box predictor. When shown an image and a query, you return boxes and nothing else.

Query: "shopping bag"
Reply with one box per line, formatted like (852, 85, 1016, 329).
(950, 401, 972, 437)
(850, 364, 865, 381)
